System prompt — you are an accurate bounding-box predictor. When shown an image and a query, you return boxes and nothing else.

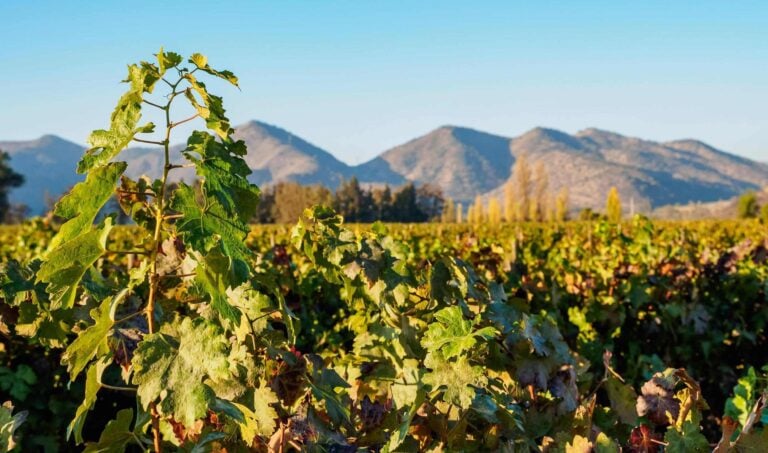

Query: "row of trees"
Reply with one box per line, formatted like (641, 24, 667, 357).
(442, 155, 572, 224)
(255, 155, 577, 225)
(254, 177, 444, 223)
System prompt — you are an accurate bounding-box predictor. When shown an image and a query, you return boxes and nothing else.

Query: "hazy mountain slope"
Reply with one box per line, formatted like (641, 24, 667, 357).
(479, 127, 768, 211)
(2, 122, 766, 216)
(662, 138, 768, 187)
(498, 128, 656, 211)
(233, 120, 352, 187)
(370, 126, 514, 200)
(0, 135, 84, 214)
(652, 187, 768, 219)
(121, 145, 195, 182)
(352, 157, 406, 187)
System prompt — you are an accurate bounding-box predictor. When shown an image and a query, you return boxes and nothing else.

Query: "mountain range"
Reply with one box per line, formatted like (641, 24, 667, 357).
(2, 120, 767, 216)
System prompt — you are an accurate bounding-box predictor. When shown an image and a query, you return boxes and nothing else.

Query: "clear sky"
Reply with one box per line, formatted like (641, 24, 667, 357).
(1, 0, 766, 163)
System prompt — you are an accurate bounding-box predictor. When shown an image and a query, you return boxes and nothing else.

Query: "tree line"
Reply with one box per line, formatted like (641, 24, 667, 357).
(253, 177, 445, 223)
(449, 154, 571, 224)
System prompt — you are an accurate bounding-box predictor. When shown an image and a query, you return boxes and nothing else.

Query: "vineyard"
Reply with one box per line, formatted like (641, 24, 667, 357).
(0, 51, 767, 452)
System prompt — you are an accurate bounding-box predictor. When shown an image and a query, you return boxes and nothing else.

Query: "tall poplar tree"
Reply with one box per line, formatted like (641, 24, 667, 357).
(606, 187, 622, 223)
(511, 154, 532, 221)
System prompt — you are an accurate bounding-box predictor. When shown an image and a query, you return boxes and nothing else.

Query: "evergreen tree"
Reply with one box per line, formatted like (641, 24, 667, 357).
(761, 204, 768, 224)
(416, 183, 444, 221)
(606, 187, 622, 223)
(254, 186, 275, 223)
(392, 183, 425, 222)
(333, 177, 373, 222)
(372, 185, 394, 220)
(0, 151, 24, 222)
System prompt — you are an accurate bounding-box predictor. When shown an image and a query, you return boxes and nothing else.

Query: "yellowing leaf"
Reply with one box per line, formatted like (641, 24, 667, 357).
(234, 386, 279, 443)
(423, 351, 486, 409)
(48, 162, 126, 251)
(132, 318, 230, 427)
(67, 356, 110, 444)
(38, 218, 113, 309)
(62, 290, 126, 380)
(566, 434, 593, 453)
(78, 63, 160, 172)
(82, 408, 135, 452)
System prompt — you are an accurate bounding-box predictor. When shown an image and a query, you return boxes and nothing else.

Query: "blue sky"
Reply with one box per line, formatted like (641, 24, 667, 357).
(1, 0, 766, 163)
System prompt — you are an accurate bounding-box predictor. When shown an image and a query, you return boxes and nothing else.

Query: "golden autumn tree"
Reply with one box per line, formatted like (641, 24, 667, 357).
(503, 179, 516, 222)
(555, 187, 569, 221)
(488, 197, 502, 225)
(441, 197, 455, 223)
(530, 162, 549, 221)
(606, 186, 622, 223)
(511, 154, 532, 221)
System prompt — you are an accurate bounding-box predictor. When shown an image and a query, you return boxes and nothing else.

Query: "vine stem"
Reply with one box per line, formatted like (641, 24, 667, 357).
(144, 75, 185, 453)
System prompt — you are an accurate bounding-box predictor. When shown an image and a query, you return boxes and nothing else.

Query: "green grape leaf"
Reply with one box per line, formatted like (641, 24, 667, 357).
(0, 401, 27, 452)
(157, 47, 182, 73)
(383, 387, 426, 453)
(38, 218, 113, 309)
(423, 351, 487, 409)
(0, 365, 37, 401)
(664, 421, 709, 453)
(62, 290, 125, 380)
(233, 386, 279, 442)
(309, 368, 351, 426)
(82, 408, 135, 452)
(68, 357, 110, 444)
(484, 300, 522, 334)
(391, 362, 422, 409)
(188, 53, 239, 86)
(194, 250, 242, 324)
(14, 300, 71, 348)
(594, 432, 620, 453)
(78, 63, 160, 173)
(172, 184, 253, 284)
(518, 313, 572, 362)
(132, 317, 230, 428)
(605, 375, 638, 426)
(183, 74, 233, 138)
(421, 306, 496, 359)
(181, 131, 259, 224)
(49, 162, 126, 250)
(725, 367, 758, 428)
